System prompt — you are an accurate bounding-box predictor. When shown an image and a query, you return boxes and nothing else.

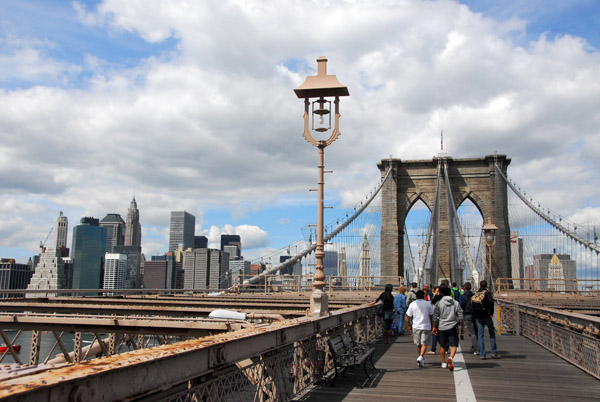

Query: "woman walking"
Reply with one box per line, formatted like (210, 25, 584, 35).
(393, 285, 407, 335)
(371, 284, 395, 344)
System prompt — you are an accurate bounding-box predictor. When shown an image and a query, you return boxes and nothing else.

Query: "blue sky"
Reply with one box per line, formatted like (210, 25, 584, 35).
(1, 0, 599, 264)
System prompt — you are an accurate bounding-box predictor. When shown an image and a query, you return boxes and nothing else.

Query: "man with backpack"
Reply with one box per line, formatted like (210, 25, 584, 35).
(472, 280, 499, 359)
(451, 282, 461, 300)
(406, 282, 418, 307)
(458, 282, 478, 354)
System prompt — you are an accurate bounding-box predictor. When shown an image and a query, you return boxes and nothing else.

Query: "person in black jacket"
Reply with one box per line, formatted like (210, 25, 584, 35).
(473, 280, 499, 359)
(458, 282, 478, 354)
(371, 284, 395, 344)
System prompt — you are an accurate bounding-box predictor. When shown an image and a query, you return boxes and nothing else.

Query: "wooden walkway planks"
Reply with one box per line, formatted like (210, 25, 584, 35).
(295, 334, 600, 401)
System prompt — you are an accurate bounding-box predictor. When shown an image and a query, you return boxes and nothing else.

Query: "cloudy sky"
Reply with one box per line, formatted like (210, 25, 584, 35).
(1, 0, 599, 263)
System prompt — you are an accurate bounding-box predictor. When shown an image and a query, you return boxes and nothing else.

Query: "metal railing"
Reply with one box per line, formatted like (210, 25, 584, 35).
(0, 304, 381, 401)
(498, 299, 600, 379)
(496, 278, 600, 294)
(238, 274, 405, 295)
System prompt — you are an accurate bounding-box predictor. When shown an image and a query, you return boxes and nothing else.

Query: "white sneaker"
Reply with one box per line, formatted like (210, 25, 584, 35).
(417, 356, 424, 367)
(441, 362, 448, 369)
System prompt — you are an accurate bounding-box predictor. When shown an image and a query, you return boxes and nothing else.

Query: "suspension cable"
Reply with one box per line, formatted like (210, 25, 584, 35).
(241, 167, 394, 287)
(495, 164, 600, 254)
(442, 159, 480, 284)
(416, 160, 442, 286)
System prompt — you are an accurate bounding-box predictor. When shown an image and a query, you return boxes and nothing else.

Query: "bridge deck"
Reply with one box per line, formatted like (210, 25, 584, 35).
(295, 333, 600, 401)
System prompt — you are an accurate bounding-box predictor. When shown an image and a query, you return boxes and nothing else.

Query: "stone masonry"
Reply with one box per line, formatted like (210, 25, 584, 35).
(377, 155, 511, 283)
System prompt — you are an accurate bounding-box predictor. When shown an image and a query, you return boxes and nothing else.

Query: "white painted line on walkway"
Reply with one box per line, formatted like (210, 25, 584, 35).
(453, 345, 477, 402)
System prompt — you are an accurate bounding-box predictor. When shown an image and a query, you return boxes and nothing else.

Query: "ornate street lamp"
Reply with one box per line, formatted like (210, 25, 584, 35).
(482, 217, 498, 292)
(294, 56, 349, 316)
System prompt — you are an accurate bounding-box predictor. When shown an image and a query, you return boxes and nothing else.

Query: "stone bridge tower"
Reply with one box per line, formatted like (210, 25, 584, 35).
(377, 155, 511, 284)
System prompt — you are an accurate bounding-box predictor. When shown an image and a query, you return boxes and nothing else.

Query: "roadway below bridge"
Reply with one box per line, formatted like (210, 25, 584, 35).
(295, 333, 600, 401)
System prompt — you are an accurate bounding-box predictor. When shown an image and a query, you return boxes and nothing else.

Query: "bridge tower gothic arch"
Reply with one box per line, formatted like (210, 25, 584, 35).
(377, 155, 511, 284)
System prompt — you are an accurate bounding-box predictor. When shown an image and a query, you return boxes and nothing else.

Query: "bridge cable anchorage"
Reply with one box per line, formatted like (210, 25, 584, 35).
(495, 163, 600, 254)
(237, 167, 394, 289)
(442, 160, 480, 284)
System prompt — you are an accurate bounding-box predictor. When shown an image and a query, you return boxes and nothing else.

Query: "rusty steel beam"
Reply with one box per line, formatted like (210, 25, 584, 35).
(0, 304, 377, 401)
(0, 313, 248, 336)
(0, 292, 376, 319)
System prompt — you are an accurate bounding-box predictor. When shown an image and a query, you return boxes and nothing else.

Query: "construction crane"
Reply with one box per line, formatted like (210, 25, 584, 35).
(39, 227, 53, 253)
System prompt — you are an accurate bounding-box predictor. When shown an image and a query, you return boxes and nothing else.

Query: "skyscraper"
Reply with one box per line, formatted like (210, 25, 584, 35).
(169, 211, 195, 252)
(323, 250, 338, 277)
(230, 259, 251, 285)
(55, 211, 68, 249)
(184, 248, 229, 289)
(533, 253, 577, 291)
(103, 253, 127, 292)
(194, 236, 208, 249)
(359, 235, 372, 287)
(113, 245, 142, 289)
(0, 258, 33, 298)
(71, 217, 107, 290)
(100, 213, 125, 253)
(124, 197, 142, 247)
(338, 247, 348, 288)
(26, 247, 70, 297)
(510, 231, 524, 289)
(220, 234, 241, 256)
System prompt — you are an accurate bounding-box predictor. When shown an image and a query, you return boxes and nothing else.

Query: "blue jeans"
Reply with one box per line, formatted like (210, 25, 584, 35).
(476, 316, 497, 356)
(393, 311, 406, 334)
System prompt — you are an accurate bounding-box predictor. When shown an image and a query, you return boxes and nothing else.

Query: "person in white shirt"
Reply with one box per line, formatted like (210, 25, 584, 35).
(406, 289, 434, 368)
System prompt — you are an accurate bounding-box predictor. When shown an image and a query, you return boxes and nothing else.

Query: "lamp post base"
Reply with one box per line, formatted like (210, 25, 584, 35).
(309, 288, 329, 317)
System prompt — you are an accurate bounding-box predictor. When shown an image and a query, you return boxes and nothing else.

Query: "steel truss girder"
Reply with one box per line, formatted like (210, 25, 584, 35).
(0, 304, 378, 401)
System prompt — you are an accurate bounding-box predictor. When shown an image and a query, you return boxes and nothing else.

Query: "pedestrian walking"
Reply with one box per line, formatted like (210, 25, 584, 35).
(473, 280, 499, 359)
(406, 290, 434, 368)
(458, 281, 479, 354)
(427, 285, 442, 355)
(371, 284, 395, 344)
(393, 285, 407, 335)
(432, 285, 464, 371)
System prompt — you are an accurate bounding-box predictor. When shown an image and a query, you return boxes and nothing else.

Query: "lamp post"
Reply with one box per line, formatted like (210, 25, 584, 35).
(482, 217, 498, 292)
(294, 56, 349, 316)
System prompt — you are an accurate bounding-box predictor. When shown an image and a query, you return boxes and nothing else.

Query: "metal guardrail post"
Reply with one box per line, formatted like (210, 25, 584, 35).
(515, 307, 520, 337)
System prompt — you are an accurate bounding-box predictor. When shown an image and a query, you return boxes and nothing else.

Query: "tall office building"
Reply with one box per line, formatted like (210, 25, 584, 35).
(144, 252, 178, 289)
(103, 253, 127, 292)
(184, 248, 229, 290)
(230, 259, 251, 285)
(338, 247, 348, 288)
(358, 235, 372, 287)
(548, 254, 566, 291)
(194, 236, 208, 249)
(26, 248, 70, 297)
(223, 245, 239, 259)
(510, 231, 525, 289)
(71, 217, 107, 290)
(55, 212, 68, 249)
(143, 260, 167, 289)
(100, 213, 125, 252)
(323, 250, 339, 277)
(113, 245, 142, 289)
(533, 253, 577, 291)
(0, 258, 33, 298)
(124, 197, 142, 247)
(169, 211, 195, 252)
(220, 234, 241, 257)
